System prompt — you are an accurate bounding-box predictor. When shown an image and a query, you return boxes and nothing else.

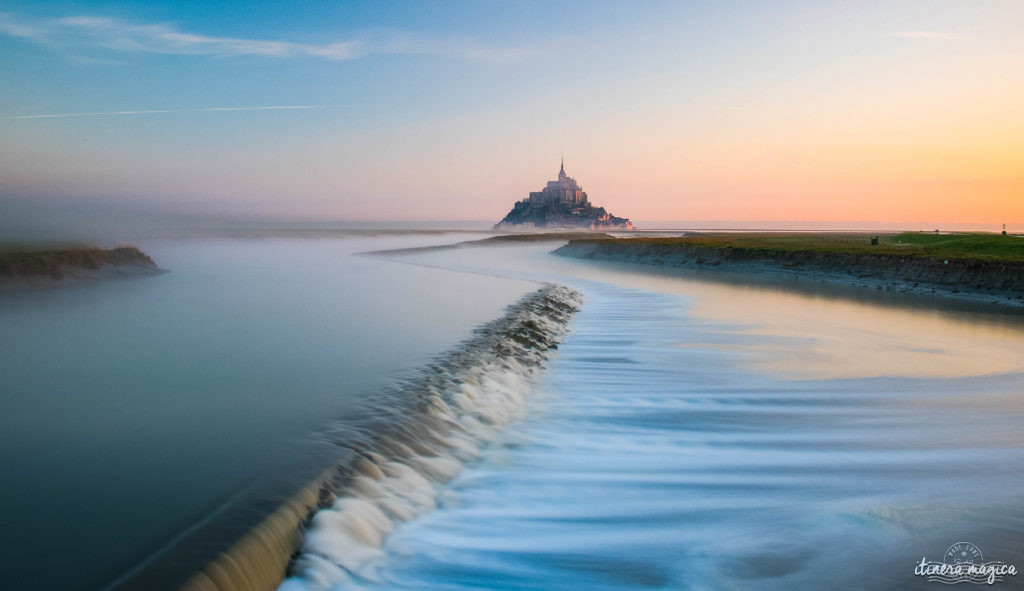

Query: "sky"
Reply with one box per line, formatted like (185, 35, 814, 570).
(1, 0, 1022, 229)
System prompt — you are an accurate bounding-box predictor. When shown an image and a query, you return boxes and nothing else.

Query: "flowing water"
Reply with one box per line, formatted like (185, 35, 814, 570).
(281, 242, 1024, 590)
(4, 236, 1024, 590)
(0, 233, 536, 590)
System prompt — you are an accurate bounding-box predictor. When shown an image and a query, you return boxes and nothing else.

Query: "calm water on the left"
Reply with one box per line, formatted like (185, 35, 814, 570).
(0, 234, 535, 590)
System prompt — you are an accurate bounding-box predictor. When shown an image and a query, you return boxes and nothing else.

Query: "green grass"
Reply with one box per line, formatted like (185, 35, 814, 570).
(574, 232, 1024, 263)
(883, 232, 1024, 261)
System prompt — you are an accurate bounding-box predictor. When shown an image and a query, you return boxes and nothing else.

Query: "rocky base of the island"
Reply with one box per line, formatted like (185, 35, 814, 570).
(554, 240, 1024, 308)
(0, 246, 162, 288)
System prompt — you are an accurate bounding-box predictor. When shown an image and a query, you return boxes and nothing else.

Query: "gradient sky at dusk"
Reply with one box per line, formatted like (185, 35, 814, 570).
(1, 0, 1022, 226)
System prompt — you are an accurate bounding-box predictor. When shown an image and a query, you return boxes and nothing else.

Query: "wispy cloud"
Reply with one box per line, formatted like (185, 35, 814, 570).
(0, 12, 526, 63)
(886, 31, 962, 41)
(8, 105, 320, 120)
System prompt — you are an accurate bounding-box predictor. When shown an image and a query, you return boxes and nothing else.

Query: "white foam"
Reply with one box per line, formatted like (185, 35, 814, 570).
(279, 286, 581, 591)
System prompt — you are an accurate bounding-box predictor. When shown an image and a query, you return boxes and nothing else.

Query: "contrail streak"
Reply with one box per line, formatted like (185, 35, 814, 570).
(7, 105, 320, 120)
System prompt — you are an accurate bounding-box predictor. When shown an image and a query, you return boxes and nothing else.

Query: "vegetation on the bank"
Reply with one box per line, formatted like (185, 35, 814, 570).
(0, 246, 156, 279)
(571, 232, 1024, 263)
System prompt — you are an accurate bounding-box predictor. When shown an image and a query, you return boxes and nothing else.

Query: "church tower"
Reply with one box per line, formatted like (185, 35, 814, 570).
(496, 156, 632, 229)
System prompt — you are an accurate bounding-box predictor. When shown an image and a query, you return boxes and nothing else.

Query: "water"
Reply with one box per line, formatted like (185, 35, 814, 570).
(276, 285, 582, 591)
(0, 234, 536, 590)
(283, 242, 1024, 590)
(4, 235, 1024, 590)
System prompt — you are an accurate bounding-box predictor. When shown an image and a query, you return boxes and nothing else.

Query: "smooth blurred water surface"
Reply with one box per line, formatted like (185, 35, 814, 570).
(0, 234, 535, 590)
(5, 235, 1024, 591)
(350, 243, 1024, 590)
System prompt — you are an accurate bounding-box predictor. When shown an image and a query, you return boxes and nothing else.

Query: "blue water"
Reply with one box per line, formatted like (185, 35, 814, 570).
(282, 242, 1024, 590)
(5, 235, 1024, 590)
(0, 234, 535, 590)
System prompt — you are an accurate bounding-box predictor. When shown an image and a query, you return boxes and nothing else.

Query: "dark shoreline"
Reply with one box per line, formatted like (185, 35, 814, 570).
(554, 239, 1024, 308)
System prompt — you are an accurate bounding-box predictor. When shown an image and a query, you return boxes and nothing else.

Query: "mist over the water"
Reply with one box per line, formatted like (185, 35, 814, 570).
(0, 197, 494, 245)
(2, 232, 1024, 590)
(275, 242, 1024, 590)
(2, 195, 1011, 248)
(3, 1, 1023, 588)
(0, 234, 534, 590)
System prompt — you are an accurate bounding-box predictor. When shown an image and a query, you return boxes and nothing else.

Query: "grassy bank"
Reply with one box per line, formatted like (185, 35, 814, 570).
(555, 232, 1024, 305)
(574, 232, 1024, 263)
(0, 246, 157, 280)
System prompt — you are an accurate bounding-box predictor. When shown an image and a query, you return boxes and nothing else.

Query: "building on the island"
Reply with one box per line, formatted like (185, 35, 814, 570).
(495, 159, 634, 231)
(529, 158, 589, 206)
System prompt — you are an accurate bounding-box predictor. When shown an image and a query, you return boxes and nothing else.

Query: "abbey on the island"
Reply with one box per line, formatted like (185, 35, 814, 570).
(530, 158, 589, 206)
(494, 159, 634, 230)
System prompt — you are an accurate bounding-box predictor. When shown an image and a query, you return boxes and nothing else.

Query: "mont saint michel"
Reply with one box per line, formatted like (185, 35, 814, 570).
(495, 160, 634, 230)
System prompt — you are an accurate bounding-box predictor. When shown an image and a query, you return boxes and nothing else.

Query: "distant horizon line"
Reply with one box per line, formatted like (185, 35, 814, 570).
(167, 218, 1020, 232)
